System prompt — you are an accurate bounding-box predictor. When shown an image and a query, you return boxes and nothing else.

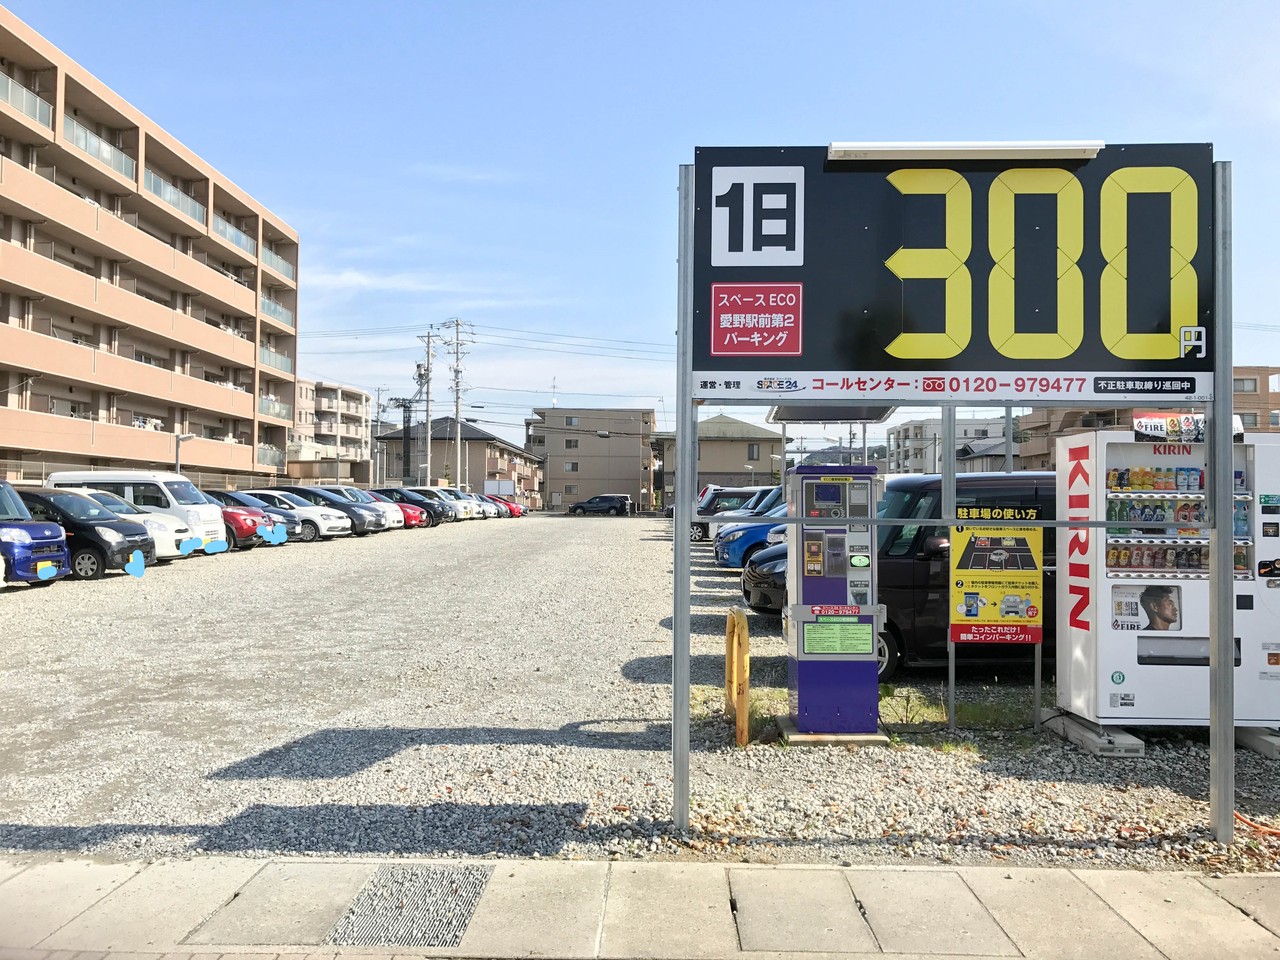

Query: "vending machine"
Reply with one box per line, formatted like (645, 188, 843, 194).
(784, 465, 883, 733)
(1055, 427, 1280, 726)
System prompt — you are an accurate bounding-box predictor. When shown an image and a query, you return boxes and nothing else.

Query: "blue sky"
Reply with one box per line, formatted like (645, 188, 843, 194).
(11, 1, 1279, 448)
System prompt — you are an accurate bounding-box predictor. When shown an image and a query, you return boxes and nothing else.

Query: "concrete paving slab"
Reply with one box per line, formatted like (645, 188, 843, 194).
(1203, 875, 1280, 937)
(458, 860, 607, 958)
(39, 858, 265, 952)
(959, 867, 1162, 960)
(184, 861, 376, 946)
(728, 868, 877, 953)
(0, 860, 140, 950)
(849, 869, 1018, 956)
(1075, 870, 1280, 960)
(599, 863, 738, 959)
(0, 861, 32, 888)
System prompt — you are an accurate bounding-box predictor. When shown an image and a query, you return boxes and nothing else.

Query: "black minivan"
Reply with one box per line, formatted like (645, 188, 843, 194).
(19, 488, 155, 580)
(740, 471, 1057, 678)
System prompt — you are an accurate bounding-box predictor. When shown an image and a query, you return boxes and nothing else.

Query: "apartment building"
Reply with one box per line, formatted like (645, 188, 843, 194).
(284, 379, 371, 482)
(654, 414, 783, 505)
(0, 9, 299, 481)
(378, 416, 542, 508)
(526, 407, 654, 510)
(1018, 365, 1280, 470)
(885, 417, 1008, 474)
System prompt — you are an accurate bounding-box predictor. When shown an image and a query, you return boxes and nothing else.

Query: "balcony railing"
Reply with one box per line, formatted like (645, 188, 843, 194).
(213, 214, 257, 256)
(1, 73, 52, 128)
(262, 247, 295, 280)
(258, 345, 293, 374)
(63, 116, 136, 180)
(258, 397, 293, 421)
(144, 168, 206, 223)
(260, 295, 294, 327)
(257, 444, 285, 468)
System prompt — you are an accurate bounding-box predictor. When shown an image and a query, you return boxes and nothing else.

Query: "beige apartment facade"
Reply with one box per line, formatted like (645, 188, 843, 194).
(1018, 365, 1280, 470)
(655, 414, 783, 506)
(526, 407, 654, 510)
(286, 379, 372, 483)
(0, 9, 299, 482)
(377, 417, 542, 508)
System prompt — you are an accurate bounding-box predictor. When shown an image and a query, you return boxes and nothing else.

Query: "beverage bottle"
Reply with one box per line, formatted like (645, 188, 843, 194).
(1234, 502, 1249, 537)
(1107, 468, 1119, 490)
(1234, 544, 1247, 572)
(1106, 546, 1118, 567)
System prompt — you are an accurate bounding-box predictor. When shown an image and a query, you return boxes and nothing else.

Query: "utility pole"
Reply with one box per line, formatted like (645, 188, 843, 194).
(416, 332, 434, 485)
(445, 318, 467, 488)
(373, 386, 384, 486)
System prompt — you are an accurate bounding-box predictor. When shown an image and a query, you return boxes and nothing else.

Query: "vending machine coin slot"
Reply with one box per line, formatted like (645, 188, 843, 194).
(803, 530, 825, 576)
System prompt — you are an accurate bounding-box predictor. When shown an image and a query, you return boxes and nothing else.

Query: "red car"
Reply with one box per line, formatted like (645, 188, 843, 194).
(216, 504, 269, 550)
(369, 490, 427, 528)
(491, 496, 525, 517)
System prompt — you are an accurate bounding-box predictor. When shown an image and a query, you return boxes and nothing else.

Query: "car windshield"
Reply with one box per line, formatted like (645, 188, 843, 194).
(87, 491, 143, 515)
(368, 491, 390, 502)
(0, 485, 31, 521)
(323, 487, 361, 502)
(272, 492, 311, 508)
(164, 480, 207, 505)
(233, 493, 272, 509)
(346, 488, 377, 503)
(740, 490, 769, 511)
(48, 492, 117, 521)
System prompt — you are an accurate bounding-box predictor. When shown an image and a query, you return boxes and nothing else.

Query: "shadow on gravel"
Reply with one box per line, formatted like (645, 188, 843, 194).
(0, 801, 590, 856)
(622, 653, 788, 686)
(659, 612, 752, 632)
(210, 718, 673, 780)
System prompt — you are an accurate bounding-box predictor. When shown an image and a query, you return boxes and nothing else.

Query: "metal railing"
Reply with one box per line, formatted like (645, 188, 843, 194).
(63, 115, 136, 179)
(213, 214, 257, 256)
(258, 345, 293, 373)
(1, 74, 52, 128)
(260, 295, 294, 327)
(144, 168, 206, 223)
(257, 444, 285, 468)
(258, 397, 293, 421)
(262, 247, 295, 280)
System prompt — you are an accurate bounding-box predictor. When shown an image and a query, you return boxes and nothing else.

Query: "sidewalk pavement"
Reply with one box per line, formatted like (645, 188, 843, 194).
(0, 854, 1277, 960)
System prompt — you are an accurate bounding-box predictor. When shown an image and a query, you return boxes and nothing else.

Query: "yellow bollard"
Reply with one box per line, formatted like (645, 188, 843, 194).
(724, 606, 751, 746)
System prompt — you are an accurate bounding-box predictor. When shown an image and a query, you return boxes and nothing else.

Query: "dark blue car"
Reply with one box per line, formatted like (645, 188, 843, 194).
(0, 481, 70, 586)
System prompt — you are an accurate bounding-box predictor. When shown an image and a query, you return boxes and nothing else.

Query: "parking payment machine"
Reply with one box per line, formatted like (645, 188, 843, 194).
(784, 465, 882, 733)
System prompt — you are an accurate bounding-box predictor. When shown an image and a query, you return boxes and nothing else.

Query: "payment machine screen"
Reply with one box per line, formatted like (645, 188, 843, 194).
(813, 483, 842, 505)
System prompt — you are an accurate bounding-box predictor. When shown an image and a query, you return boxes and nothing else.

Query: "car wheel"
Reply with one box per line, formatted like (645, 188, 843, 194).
(70, 547, 105, 580)
(690, 524, 706, 542)
(741, 544, 763, 567)
(573, 507, 586, 516)
(877, 628, 903, 681)
(299, 520, 320, 543)
(607, 507, 618, 516)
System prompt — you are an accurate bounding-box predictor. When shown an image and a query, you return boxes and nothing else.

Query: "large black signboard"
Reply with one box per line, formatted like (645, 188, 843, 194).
(692, 144, 1215, 404)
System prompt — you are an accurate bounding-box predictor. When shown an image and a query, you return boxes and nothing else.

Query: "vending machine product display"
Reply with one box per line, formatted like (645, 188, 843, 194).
(784, 465, 882, 733)
(1056, 429, 1280, 725)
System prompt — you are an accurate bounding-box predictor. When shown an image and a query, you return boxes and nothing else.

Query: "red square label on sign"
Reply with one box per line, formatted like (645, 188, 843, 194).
(710, 283, 802, 356)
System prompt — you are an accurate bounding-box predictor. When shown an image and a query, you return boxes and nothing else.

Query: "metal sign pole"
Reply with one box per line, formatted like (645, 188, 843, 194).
(672, 164, 696, 833)
(943, 405, 957, 733)
(1209, 160, 1234, 843)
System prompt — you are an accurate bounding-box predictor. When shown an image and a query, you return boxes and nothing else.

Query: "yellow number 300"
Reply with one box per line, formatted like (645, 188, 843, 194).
(884, 166, 1197, 361)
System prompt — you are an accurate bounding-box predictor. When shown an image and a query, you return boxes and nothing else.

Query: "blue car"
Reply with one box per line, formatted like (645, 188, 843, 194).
(714, 504, 789, 568)
(0, 480, 70, 586)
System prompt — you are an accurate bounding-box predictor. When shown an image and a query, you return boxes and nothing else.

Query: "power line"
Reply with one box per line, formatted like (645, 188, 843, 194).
(473, 331, 674, 356)
(299, 320, 674, 349)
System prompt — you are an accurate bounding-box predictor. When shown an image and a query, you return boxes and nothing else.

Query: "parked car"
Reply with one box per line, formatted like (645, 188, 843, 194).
(202, 490, 302, 543)
(490, 496, 526, 517)
(478, 494, 511, 518)
(568, 495, 630, 516)
(18, 488, 154, 580)
(371, 488, 452, 526)
(263, 486, 387, 536)
(466, 493, 499, 519)
(241, 489, 353, 541)
(65, 487, 192, 561)
(436, 487, 479, 519)
(47, 470, 224, 543)
(401, 486, 468, 521)
(690, 486, 773, 542)
(318, 485, 405, 530)
(368, 490, 427, 528)
(707, 485, 783, 541)
(739, 472, 1058, 679)
(714, 503, 789, 568)
(197, 491, 268, 551)
(602, 493, 636, 516)
(0, 480, 69, 586)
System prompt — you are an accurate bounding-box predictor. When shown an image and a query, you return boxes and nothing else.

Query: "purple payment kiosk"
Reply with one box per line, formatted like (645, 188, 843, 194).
(784, 465, 882, 733)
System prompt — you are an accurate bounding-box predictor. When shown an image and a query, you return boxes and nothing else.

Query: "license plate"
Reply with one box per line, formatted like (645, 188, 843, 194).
(35, 560, 53, 572)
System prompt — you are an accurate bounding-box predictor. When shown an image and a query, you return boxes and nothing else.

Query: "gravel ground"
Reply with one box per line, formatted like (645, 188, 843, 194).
(1, 515, 1277, 871)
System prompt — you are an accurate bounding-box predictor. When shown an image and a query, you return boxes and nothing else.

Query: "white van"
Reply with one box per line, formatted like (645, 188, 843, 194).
(46, 470, 224, 542)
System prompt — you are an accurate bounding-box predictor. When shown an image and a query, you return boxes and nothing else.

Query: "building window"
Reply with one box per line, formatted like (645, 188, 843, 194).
(1240, 412, 1259, 428)
(564, 484, 578, 495)
(1234, 377, 1258, 393)
(1272, 411, 1280, 428)
(565, 438, 579, 449)
(565, 416, 579, 426)
(747, 442, 760, 461)
(565, 461, 579, 473)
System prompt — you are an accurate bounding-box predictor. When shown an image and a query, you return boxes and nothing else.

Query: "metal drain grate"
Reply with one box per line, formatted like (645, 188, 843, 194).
(326, 863, 493, 947)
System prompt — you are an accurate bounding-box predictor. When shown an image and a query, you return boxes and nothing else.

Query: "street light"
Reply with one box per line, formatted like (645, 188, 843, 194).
(744, 463, 755, 481)
(173, 433, 196, 473)
(824, 435, 850, 465)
